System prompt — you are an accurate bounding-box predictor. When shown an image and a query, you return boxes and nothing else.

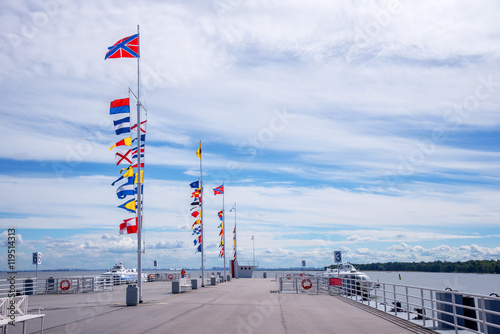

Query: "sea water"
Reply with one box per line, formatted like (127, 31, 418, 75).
(1, 269, 499, 296)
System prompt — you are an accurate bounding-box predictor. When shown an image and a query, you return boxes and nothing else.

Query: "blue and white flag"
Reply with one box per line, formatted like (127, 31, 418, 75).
(116, 177, 134, 199)
(114, 117, 130, 135)
(192, 226, 201, 235)
(190, 180, 199, 188)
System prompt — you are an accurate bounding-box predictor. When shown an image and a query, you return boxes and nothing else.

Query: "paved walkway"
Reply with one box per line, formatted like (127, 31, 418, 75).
(14, 279, 436, 334)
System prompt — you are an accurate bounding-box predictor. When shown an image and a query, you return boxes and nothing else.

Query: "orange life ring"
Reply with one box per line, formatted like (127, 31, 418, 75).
(60, 279, 71, 291)
(301, 278, 313, 290)
(168, 274, 173, 280)
(286, 274, 292, 280)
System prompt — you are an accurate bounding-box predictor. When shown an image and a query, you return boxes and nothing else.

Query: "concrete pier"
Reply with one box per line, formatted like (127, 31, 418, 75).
(12, 279, 436, 334)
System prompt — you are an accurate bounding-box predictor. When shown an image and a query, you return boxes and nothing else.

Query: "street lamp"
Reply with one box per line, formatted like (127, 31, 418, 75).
(251, 235, 255, 265)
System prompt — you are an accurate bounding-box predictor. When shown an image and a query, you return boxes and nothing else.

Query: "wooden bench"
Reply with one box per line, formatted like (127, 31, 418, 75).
(0, 296, 45, 334)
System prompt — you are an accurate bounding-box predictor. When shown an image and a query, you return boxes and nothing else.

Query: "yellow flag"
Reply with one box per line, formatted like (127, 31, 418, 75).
(124, 167, 134, 178)
(134, 170, 144, 184)
(196, 142, 202, 160)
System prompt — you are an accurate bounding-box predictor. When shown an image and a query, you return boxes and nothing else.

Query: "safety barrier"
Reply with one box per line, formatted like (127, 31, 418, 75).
(0, 276, 113, 297)
(278, 275, 500, 333)
(340, 278, 500, 334)
(278, 275, 340, 295)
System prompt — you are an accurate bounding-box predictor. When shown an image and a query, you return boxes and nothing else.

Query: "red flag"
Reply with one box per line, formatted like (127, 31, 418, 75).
(105, 34, 140, 59)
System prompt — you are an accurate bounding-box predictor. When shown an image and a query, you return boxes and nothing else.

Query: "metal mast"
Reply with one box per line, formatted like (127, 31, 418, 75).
(135, 24, 143, 303)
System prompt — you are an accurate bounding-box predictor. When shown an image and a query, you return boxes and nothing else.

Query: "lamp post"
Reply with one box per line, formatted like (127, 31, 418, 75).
(251, 235, 255, 265)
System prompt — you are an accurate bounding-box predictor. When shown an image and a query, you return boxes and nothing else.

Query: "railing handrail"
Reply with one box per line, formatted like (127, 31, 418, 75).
(277, 275, 500, 333)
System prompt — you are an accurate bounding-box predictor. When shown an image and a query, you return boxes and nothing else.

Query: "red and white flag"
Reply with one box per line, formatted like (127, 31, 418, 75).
(119, 217, 138, 234)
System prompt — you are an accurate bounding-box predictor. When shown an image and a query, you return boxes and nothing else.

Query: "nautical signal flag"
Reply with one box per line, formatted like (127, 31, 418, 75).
(190, 180, 199, 189)
(132, 134, 146, 144)
(110, 137, 132, 150)
(131, 161, 144, 169)
(115, 149, 133, 165)
(131, 120, 147, 134)
(196, 142, 202, 160)
(191, 188, 201, 198)
(191, 219, 201, 230)
(134, 170, 144, 184)
(105, 34, 140, 60)
(193, 235, 202, 246)
(111, 165, 134, 186)
(113, 117, 130, 135)
(213, 185, 224, 195)
(192, 226, 201, 235)
(119, 217, 138, 234)
(118, 198, 136, 213)
(191, 210, 200, 218)
(110, 98, 130, 115)
(195, 243, 202, 253)
(218, 210, 223, 221)
(116, 177, 134, 199)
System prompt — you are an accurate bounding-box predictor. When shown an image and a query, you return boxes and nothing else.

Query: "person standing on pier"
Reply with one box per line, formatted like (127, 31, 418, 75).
(181, 268, 185, 278)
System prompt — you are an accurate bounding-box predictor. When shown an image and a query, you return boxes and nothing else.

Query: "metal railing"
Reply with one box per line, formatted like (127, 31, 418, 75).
(339, 279, 500, 334)
(278, 275, 340, 295)
(277, 275, 500, 333)
(0, 276, 113, 297)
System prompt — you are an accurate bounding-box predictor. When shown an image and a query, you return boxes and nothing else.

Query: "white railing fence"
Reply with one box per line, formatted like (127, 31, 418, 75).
(0, 276, 114, 297)
(278, 275, 500, 334)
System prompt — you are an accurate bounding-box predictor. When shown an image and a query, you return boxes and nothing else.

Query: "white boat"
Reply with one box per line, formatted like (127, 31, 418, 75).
(101, 263, 141, 285)
(318, 262, 376, 295)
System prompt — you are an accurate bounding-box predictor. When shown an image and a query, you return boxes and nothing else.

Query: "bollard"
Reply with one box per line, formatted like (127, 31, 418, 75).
(172, 281, 180, 294)
(191, 279, 198, 290)
(227, 275, 231, 281)
(47, 277, 56, 294)
(126, 285, 138, 306)
(211, 276, 216, 286)
(263, 272, 267, 278)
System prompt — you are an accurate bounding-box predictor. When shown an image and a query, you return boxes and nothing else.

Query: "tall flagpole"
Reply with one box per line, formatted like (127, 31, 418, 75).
(232, 203, 238, 279)
(222, 182, 226, 281)
(136, 24, 143, 303)
(199, 140, 205, 287)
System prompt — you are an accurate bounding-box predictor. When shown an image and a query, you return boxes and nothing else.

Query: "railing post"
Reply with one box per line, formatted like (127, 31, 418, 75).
(383, 283, 387, 312)
(480, 297, 489, 334)
(452, 293, 458, 334)
(421, 289, 426, 327)
(406, 286, 410, 320)
(393, 285, 397, 316)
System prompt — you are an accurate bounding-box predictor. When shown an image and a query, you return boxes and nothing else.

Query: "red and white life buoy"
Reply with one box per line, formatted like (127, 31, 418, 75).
(286, 274, 292, 280)
(60, 279, 71, 291)
(301, 278, 313, 290)
(167, 274, 173, 280)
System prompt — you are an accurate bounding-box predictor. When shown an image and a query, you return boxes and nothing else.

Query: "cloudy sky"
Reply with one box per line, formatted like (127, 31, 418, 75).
(1, 0, 499, 271)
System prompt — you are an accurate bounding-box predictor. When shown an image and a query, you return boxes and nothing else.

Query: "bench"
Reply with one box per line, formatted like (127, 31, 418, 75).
(0, 296, 45, 334)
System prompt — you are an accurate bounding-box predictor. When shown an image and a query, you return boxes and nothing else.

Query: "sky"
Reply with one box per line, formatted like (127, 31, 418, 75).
(1, 0, 499, 271)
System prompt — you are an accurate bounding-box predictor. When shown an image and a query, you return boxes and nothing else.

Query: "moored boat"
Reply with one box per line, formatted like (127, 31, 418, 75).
(318, 262, 377, 295)
(100, 263, 140, 285)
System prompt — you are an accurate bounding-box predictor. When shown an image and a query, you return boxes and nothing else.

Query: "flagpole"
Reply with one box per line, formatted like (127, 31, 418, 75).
(233, 203, 238, 279)
(222, 182, 226, 281)
(135, 24, 143, 303)
(199, 140, 205, 287)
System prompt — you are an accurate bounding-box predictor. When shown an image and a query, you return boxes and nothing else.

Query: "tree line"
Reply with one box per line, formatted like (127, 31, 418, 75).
(327, 260, 500, 274)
